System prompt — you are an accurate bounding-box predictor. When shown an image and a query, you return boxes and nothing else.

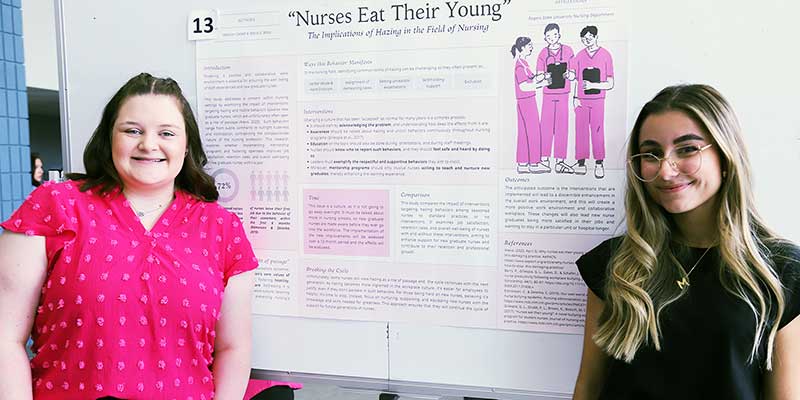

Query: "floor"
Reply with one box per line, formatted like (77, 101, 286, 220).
(293, 382, 464, 400)
(294, 382, 377, 400)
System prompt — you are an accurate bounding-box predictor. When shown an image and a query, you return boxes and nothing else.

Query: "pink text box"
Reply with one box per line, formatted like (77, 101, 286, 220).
(304, 189, 390, 257)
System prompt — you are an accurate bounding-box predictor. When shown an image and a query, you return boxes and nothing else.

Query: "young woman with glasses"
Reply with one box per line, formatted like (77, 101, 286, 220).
(572, 84, 799, 399)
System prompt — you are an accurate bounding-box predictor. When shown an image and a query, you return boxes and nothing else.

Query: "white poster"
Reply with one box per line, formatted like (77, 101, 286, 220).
(196, 0, 628, 334)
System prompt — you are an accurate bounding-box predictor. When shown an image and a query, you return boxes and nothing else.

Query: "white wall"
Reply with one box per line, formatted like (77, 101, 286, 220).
(22, 0, 58, 90)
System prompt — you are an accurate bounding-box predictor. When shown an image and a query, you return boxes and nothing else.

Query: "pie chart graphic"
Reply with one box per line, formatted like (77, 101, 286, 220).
(211, 168, 239, 202)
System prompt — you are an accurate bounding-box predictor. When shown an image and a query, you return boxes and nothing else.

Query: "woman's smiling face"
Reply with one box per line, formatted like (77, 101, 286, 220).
(638, 110, 723, 217)
(111, 94, 187, 192)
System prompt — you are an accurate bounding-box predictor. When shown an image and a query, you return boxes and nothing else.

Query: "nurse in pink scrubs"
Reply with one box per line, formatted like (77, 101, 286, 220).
(536, 23, 576, 174)
(569, 26, 615, 179)
(511, 36, 550, 174)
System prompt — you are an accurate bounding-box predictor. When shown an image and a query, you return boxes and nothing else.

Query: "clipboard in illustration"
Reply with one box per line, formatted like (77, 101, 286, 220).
(546, 63, 567, 89)
(582, 67, 600, 95)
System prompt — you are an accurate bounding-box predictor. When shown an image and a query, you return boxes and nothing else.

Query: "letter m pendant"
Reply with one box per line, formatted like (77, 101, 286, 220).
(676, 277, 690, 290)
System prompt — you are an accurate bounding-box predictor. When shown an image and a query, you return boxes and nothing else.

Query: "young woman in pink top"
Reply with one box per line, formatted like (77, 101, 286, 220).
(0, 73, 269, 399)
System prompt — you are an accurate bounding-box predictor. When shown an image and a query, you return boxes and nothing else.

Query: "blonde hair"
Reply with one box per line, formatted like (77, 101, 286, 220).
(595, 84, 785, 368)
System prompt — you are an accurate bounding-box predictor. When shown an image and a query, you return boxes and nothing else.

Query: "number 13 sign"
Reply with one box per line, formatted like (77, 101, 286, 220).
(188, 9, 220, 41)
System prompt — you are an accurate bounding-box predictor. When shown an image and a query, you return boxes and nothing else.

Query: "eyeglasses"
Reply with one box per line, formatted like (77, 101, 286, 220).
(628, 143, 714, 182)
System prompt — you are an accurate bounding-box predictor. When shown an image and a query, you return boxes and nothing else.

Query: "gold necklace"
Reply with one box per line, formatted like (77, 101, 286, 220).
(676, 247, 712, 290)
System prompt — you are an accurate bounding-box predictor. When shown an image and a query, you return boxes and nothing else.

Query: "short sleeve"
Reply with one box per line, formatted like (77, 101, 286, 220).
(222, 212, 258, 285)
(0, 182, 76, 239)
(564, 46, 575, 61)
(515, 64, 529, 85)
(776, 242, 800, 329)
(604, 49, 614, 77)
(536, 49, 546, 72)
(576, 237, 622, 300)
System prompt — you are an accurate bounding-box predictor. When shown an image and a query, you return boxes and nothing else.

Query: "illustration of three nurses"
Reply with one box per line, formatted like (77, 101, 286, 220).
(512, 24, 614, 179)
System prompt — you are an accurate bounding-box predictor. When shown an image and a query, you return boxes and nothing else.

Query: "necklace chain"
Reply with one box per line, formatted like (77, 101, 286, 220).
(125, 191, 174, 218)
(129, 202, 164, 218)
(676, 247, 712, 290)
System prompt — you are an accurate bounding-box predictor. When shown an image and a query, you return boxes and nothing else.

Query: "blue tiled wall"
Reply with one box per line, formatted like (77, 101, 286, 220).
(0, 0, 26, 224)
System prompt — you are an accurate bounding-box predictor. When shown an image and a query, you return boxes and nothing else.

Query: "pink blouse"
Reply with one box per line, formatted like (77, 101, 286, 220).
(1, 180, 258, 400)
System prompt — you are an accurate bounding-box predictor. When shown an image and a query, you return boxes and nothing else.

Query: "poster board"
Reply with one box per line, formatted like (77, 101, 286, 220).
(56, 0, 799, 398)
